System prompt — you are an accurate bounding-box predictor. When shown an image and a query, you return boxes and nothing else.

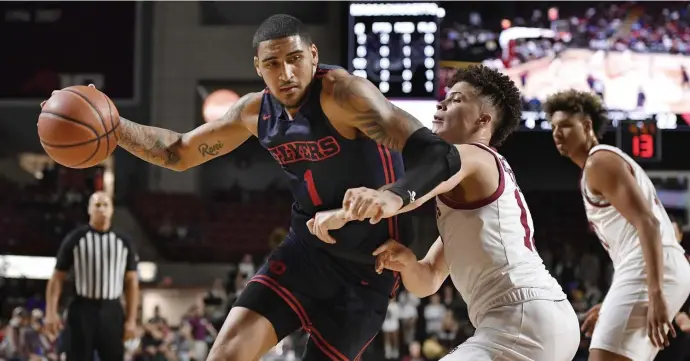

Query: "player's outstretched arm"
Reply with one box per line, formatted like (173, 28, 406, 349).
(340, 144, 486, 223)
(322, 70, 461, 208)
(117, 92, 260, 171)
(585, 151, 672, 347)
(373, 238, 449, 298)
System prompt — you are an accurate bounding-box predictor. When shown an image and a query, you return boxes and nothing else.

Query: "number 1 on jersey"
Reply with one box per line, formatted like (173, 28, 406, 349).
(513, 189, 536, 251)
(304, 170, 323, 206)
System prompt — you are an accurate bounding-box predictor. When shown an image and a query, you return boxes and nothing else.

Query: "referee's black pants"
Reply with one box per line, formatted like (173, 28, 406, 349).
(66, 297, 125, 361)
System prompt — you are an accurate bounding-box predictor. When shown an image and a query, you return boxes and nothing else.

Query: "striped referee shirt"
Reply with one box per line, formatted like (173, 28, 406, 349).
(55, 225, 138, 300)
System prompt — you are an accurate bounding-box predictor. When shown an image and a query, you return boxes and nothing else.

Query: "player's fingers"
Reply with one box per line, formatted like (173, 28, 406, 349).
(40, 100, 46, 108)
(581, 315, 596, 336)
(380, 256, 394, 272)
(343, 189, 354, 211)
(650, 322, 662, 348)
(356, 198, 375, 220)
(375, 255, 385, 274)
(306, 219, 315, 234)
(373, 243, 391, 256)
(368, 202, 383, 219)
(315, 224, 332, 244)
(370, 208, 384, 224)
(661, 321, 672, 346)
(318, 225, 335, 244)
(324, 232, 337, 244)
(348, 194, 363, 216)
(88, 83, 96, 89)
(647, 322, 655, 347)
(657, 321, 668, 347)
(343, 188, 362, 211)
(359, 201, 380, 221)
(668, 321, 677, 339)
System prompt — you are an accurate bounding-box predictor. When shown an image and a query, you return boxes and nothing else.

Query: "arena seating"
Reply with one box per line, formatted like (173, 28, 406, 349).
(132, 192, 290, 262)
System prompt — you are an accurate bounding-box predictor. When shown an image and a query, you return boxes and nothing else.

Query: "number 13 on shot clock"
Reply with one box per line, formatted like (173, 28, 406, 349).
(616, 119, 661, 162)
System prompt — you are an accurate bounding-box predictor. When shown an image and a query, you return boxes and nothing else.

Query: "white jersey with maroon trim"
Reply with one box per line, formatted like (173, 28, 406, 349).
(436, 143, 566, 326)
(581, 144, 684, 269)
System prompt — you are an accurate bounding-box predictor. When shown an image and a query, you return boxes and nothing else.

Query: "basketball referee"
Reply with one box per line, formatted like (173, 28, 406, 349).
(45, 191, 140, 361)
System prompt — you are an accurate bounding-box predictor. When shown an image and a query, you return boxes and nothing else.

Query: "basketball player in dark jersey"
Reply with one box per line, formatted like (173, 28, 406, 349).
(50, 14, 461, 361)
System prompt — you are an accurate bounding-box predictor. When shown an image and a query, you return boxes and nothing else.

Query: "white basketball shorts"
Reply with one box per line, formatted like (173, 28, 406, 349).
(590, 248, 690, 361)
(441, 299, 580, 361)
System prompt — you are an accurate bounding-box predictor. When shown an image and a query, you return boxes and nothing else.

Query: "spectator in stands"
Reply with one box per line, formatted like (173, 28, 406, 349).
(382, 298, 401, 359)
(423, 294, 446, 337)
(203, 278, 228, 328)
(437, 310, 459, 350)
(182, 305, 216, 361)
(23, 309, 48, 361)
(398, 291, 419, 345)
(1, 307, 30, 361)
(402, 341, 426, 361)
(148, 306, 167, 325)
(136, 320, 167, 361)
(173, 322, 195, 361)
(237, 254, 256, 279)
(554, 243, 579, 294)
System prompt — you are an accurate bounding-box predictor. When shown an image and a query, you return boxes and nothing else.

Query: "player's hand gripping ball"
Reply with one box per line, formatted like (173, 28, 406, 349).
(38, 84, 120, 168)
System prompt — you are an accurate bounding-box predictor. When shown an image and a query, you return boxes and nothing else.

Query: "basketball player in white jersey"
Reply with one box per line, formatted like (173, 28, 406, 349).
(307, 65, 580, 361)
(544, 89, 690, 361)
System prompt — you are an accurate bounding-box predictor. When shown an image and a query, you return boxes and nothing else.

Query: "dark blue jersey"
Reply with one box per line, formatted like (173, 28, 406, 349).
(256, 64, 409, 263)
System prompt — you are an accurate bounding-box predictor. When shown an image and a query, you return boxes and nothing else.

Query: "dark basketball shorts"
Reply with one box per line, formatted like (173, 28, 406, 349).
(234, 234, 400, 360)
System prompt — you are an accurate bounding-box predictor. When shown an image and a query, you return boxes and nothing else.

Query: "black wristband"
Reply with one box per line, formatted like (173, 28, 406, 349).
(384, 128, 461, 207)
(387, 186, 414, 207)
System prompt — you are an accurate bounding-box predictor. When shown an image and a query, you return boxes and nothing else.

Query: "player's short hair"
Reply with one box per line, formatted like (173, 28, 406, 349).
(448, 65, 522, 147)
(543, 90, 609, 139)
(252, 14, 311, 49)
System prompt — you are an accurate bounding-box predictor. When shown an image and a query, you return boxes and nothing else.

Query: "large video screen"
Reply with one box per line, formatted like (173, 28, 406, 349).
(437, 1, 690, 129)
(505, 49, 690, 115)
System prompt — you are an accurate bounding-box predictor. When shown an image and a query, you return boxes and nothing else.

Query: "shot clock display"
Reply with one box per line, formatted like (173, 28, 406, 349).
(616, 119, 661, 162)
(347, 2, 443, 98)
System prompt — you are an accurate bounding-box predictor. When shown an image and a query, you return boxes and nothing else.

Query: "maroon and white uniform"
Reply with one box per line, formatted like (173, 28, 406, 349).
(436, 143, 579, 361)
(581, 144, 690, 361)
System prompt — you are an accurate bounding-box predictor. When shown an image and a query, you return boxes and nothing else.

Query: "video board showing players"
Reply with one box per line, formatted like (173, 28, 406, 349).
(347, 2, 442, 98)
(437, 1, 690, 131)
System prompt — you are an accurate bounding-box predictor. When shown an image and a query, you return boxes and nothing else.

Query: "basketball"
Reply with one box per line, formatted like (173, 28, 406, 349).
(38, 85, 120, 169)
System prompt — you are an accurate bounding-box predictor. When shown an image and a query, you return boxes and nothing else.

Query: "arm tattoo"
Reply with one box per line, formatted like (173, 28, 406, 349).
(332, 76, 423, 150)
(117, 118, 185, 170)
(198, 141, 225, 157)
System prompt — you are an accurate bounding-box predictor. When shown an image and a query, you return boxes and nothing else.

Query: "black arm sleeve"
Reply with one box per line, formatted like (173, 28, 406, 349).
(387, 128, 461, 206)
(55, 228, 84, 271)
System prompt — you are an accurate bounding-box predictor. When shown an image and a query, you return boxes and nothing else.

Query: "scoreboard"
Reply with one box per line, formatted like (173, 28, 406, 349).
(347, 2, 443, 98)
(0, 2, 141, 105)
(616, 119, 662, 163)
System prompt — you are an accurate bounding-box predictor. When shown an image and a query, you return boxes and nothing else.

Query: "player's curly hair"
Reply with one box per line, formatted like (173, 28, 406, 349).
(253, 14, 311, 49)
(543, 90, 609, 139)
(448, 65, 522, 147)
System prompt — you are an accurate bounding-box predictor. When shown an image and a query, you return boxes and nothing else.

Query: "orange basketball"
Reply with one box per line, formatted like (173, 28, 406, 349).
(37, 86, 120, 169)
